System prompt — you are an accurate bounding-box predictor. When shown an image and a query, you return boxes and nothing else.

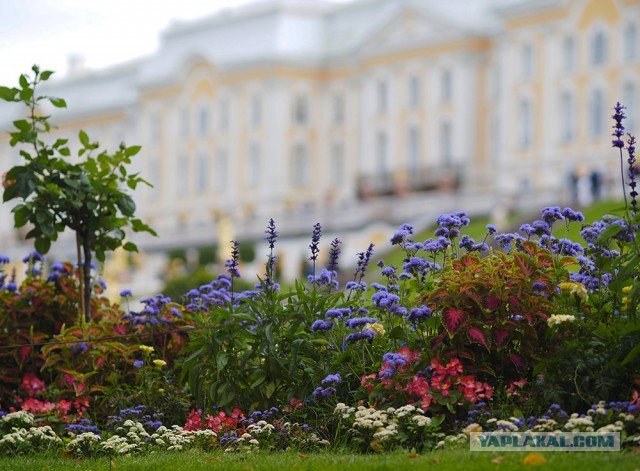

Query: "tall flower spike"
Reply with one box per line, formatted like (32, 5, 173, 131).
(309, 223, 322, 262)
(265, 218, 278, 250)
(327, 238, 341, 272)
(628, 133, 638, 214)
(612, 103, 629, 210)
(612, 102, 626, 149)
(225, 240, 241, 279)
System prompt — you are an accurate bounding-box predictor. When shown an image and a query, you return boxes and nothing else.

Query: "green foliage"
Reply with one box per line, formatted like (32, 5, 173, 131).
(1, 66, 156, 322)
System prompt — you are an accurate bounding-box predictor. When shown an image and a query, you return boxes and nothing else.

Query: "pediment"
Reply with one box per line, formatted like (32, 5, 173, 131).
(357, 8, 462, 57)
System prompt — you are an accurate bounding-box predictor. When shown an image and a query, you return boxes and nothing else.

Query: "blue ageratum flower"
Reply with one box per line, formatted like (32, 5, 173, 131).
(0, 255, 9, 264)
(407, 305, 432, 323)
(22, 250, 44, 263)
(120, 289, 133, 297)
(311, 319, 334, 332)
(321, 373, 341, 387)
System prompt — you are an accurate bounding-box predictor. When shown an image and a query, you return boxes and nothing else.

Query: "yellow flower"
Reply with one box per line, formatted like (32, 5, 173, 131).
(364, 322, 385, 337)
(153, 359, 167, 368)
(622, 285, 632, 294)
(158, 388, 165, 394)
(558, 282, 588, 302)
(139, 345, 154, 354)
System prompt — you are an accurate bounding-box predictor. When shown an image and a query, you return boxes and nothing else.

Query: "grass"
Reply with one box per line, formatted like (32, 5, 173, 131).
(0, 448, 636, 471)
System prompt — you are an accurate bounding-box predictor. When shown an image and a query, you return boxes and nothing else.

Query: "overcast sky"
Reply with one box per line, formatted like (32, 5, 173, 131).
(0, 0, 317, 85)
(0, 0, 501, 87)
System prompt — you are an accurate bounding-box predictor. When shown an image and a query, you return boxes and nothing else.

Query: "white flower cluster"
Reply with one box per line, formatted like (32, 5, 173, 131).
(66, 432, 102, 457)
(224, 421, 329, 453)
(547, 314, 576, 327)
(564, 414, 595, 432)
(0, 411, 34, 428)
(0, 425, 62, 453)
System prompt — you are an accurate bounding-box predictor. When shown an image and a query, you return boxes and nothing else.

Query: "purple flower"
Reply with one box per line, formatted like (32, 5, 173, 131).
(134, 360, 144, 369)
(561, 207, 585, 222)
(486, 224, 498, 235)
(407, 305, 432, 323)
(312, 386, 336, 401)
(311, 319, 334, 332)
(344, 317, 378, 329)
(612, 102, 626, 148)
(225, 240, 241, 279)
(0, 255, 9, 264)
(327, 238, 342, 272)
(70, 343, 89, 355)
(325, 308, 350, 319)
(264, 218, 278, 250)
(345, 330, 375, 343)
(309, 223, 322, 262)
(22, 250, 44, 263)
(627, 134, 637, 213)
(321, 373, 341, 386)
(541, 206, 564, 224)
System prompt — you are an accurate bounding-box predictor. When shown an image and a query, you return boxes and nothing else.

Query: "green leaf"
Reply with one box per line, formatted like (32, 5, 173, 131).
(621, 344, 640, 366)
(116, 195, 136, 216)
(265, 382, 276, 399)
(34, 237, 51, 254)
(19, 74, 29, 89)
(59, 147, 70, 157)
(40, 70, 54, 80)
(12, 205, 31, 227)
(123, 242, 138, 252)
(49, 97, 67, 108)
(0, 86, 17, 101)
(13, 120, 30, 132)
(78, 130, 90, 147)
(125, 145, 142, 157)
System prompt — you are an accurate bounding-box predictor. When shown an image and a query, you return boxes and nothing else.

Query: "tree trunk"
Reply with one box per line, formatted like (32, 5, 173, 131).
(75, 232, 85, 325)
(82, 230, 92, 324)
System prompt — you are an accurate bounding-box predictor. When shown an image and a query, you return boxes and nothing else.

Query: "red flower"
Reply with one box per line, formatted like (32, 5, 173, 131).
(20, 373, 46, 397)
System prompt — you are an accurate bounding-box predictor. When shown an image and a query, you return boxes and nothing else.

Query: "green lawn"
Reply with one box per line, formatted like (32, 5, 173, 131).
(0, 448, 636, 471)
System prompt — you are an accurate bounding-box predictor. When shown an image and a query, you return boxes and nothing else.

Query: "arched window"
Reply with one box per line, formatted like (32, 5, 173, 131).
(408, 126, 420, 170)
(247, 143, 260, 186)
(441, 69, 452, 102)
(408, 75, 420, 108)
(290, 143, 308, 186)
(625, 23, 638, 60)
(441, 121, 452, 163)
(624, 82, 637, 132)
(522, 43, 535, 79)
(591, 30, 607, 66)
(561, 91, 575, 143)
(590, 89, 605, 136)
(520, 100, 532, 149)
(563, 36, 575, 71)
(377, 80, 388, 113)
(197, 148, 208, 193)
(198, 104, 208, 137)
(292, 95, 308, 125)
(331, 143, 343, 185)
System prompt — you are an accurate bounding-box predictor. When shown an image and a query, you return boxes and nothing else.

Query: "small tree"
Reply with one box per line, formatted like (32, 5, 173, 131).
(0, 65, 156, 323)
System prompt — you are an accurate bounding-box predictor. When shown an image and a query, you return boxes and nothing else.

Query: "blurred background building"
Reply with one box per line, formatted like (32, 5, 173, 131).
(0, 0, 638, 294)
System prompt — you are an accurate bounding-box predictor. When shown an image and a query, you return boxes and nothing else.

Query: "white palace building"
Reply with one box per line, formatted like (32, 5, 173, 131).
(1, 0, 639, 286)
